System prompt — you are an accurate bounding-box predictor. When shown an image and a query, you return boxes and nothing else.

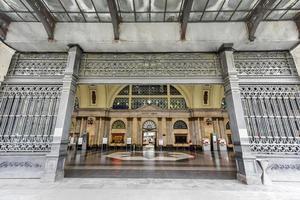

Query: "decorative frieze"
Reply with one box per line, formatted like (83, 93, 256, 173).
(7, 53, 67, 76)
(79, 53, 222, 77)
(234, 52, 298, 77)
(0, 161, 43, 168)
(250, 137, 300, 154)
(270, 163, 300, 171)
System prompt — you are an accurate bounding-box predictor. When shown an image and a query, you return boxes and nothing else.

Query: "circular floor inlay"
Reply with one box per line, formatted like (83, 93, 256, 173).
(105, 151, 194, 161)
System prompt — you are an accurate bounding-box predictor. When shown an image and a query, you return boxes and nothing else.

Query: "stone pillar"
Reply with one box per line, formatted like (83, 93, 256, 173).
(132, 117, 138, 145)
(291, 45, 300, 76)
(161, 117, 167, 146)
(219, 43, 260, 184)
(219, 118, 226, 139)
(94, 117, 100, 146)
(199, 118, 206, 139)
(43, 45, 82, 182)
(212, 117, 220, 138)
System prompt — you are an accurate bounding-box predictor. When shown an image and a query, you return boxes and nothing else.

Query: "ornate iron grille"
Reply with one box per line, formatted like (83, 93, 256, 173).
(7, 53, 67, 76)
(240, 85, 300, 154)
(234, 52, 298, 77)
(0, 85, 62, 152)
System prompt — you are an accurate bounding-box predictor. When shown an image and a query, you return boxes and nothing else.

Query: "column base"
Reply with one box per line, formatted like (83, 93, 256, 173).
(41, 155, 65, 182)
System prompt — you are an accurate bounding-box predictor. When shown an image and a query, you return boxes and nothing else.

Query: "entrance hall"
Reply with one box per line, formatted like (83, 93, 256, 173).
(65, 84, 236, 179)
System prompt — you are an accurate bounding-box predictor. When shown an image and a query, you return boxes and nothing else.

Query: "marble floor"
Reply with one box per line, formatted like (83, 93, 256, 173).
(65, 149, 237, 179)
(0, 178, 300, 200)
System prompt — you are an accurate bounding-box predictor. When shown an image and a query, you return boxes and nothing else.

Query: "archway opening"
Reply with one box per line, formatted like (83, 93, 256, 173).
(142, 120, 157, 151)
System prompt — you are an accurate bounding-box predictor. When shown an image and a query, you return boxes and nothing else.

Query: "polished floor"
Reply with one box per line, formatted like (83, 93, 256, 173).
(64, 149, 237, 179)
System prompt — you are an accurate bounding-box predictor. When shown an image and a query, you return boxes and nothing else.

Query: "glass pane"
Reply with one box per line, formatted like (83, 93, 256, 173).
(230, 11, 249, 20)
(237, 0, 259, 10)
(17, 12, 37, 21)
(266, 10, 286, 20)
(5, 12, 22, 21)
(0, 1, 12, 11)
(136, 13, 149, 21)
(216, 11, 233, 20)
(132, 85, 167, 95)
(76, 0, 95, 12)
(98, 13, 111, 21)
(151, 0, 166, 11)
(121, 13, 135, 21)
(276, 0, 296, 9)
(201, 12, 218, 21)
(118, 0, 134, 12)
(52, 13, 70, 21)
(293, 1, 300, 8)
(84, 13, 99, 22)
(166, 0, 182, 11)
(150, 13, 164, 21)
(206, 0, 225, 11)
(5, 0, 27, 11)
(281, 10, 298, 19)
(222, 0, 242, 11)
(93, 0, 108, 11)
(165, 12, 179, 21)
(21, 0, 34, 11)
(60, 0, 80, 12)
(42, 0, 64, 12)
(189, 12, 202, 21)
(69, 13, 85, 22)
(134, 0, 150, 11)
(192, 0, 208, 11)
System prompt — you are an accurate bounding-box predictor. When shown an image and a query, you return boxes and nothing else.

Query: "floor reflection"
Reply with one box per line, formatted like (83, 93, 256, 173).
(65, 149, 237, 179)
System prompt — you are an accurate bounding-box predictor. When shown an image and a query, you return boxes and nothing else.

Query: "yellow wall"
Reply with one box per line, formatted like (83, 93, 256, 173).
(77, 84, 224, 109)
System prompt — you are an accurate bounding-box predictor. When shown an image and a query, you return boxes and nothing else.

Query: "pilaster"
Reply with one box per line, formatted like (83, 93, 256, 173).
(219, 43, 261, 184)
(42, 45, 82, 182)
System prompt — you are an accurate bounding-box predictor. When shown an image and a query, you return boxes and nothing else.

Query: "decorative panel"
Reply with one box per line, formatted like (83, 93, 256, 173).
(0, 85, 62, 152)
(79, 53, 222, 78)
(132, 85, 167, 95)
(234, 52, 299, 77)
(7, 53, 68, 76)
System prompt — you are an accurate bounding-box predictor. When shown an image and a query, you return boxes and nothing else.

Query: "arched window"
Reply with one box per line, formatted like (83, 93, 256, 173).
(112, 120, 126, 129)
(226, 122, 230, 130)
(143, 120, 156, 130)
(173, 120, 188, 129)
(113, 85, 187, 110)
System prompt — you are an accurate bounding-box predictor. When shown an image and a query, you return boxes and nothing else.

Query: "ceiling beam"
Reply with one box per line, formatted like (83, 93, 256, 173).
(107, 0, 120, 40)
(180, 0, 193, 40)
(294, 13, 300, 39)
(24, 0, 56, 40)
(0, 13, 11, 40)
(246, 0, 277, 41)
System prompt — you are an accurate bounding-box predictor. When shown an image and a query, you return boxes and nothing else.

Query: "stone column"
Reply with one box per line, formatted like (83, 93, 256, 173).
(42, 45, 82, 182)
(219, 43, 260, 184)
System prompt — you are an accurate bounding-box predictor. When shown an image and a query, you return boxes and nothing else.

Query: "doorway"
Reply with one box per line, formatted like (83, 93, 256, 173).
(142, 120, 157, 151)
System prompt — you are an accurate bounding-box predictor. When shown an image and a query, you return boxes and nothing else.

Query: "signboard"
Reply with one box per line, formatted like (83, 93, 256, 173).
(159, 139, 163, 146)
(102, 137, 108, 144)
(126, 138, 132, 144)
(78, 137, 83, 145)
